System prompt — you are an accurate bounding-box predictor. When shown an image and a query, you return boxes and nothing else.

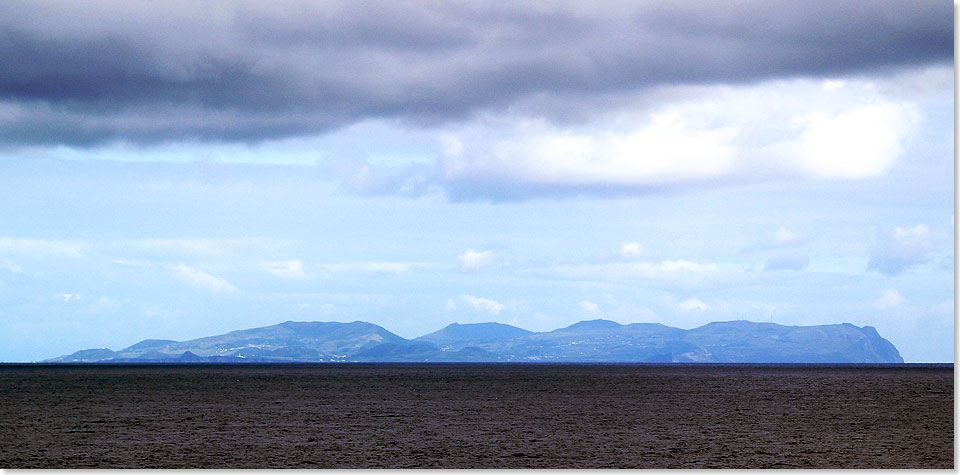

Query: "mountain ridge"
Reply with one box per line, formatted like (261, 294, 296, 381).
(44, 319, 905, 363)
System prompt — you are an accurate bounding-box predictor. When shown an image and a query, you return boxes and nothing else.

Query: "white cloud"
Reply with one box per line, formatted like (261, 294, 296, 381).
(260, 259, 309, 279)
(443, 112, 738, 187)
(770, 227, 799, 245)
(113, 259, 241, 294)
(169, 264, 239, 294)
(873, 288, 904, 310)
(822, 79, 846, 90)
(579, 300, 601, 315)
(437, 77, 922, 199)
(461, 295, 505, 315)
(457, 249, 495, 271)
(676, 297, 712, 312)
(0, 238, 85, 258)
(55, 293, 76, 302)
(790, 103, 917, 179)
(868, 225, 934, 276)
(546, 259, 738, 288)
(619, 242, 645, 259)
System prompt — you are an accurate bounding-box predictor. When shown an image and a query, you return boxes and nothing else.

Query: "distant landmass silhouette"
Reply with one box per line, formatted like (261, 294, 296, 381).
(44, 319, 904, 363)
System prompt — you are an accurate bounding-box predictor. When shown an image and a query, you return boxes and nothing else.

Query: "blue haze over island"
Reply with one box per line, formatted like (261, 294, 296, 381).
(0, 1, 952, 363)
(47, 319, 903, 364)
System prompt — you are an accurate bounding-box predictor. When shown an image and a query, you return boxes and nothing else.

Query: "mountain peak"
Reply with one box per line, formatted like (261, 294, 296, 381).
(122, 339, 178, 352)
(562, 319, 622, 331)
(416, 322, 534, 348)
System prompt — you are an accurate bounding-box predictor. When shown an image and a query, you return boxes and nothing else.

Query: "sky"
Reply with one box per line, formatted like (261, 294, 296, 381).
(0, 0, 953, 362)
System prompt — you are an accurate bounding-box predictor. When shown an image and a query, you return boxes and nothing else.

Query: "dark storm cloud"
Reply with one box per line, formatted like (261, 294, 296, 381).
(0, 0, 951, 146)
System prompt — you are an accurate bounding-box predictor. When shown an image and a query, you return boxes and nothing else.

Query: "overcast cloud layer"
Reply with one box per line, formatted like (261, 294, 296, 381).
(0, 0, 951, 146)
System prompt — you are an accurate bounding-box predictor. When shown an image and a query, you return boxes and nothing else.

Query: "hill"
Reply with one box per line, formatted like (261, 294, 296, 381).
(45, 319, 904, 363)
(415, 322, 533, 349)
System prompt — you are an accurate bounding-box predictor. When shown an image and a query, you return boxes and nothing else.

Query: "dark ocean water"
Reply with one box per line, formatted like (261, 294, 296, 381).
(0, 363, 952, 468)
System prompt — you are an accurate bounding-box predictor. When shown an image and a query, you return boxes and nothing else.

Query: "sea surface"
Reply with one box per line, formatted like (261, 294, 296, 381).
(0, 363, 952, 468)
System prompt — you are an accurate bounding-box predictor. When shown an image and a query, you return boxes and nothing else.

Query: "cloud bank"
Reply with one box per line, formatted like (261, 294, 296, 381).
(435, 78, 922, 200)
(0, 0, 949, 147)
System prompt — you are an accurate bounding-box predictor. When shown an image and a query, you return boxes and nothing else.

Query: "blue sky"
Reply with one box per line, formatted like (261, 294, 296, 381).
(0, 1, 953, 362)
